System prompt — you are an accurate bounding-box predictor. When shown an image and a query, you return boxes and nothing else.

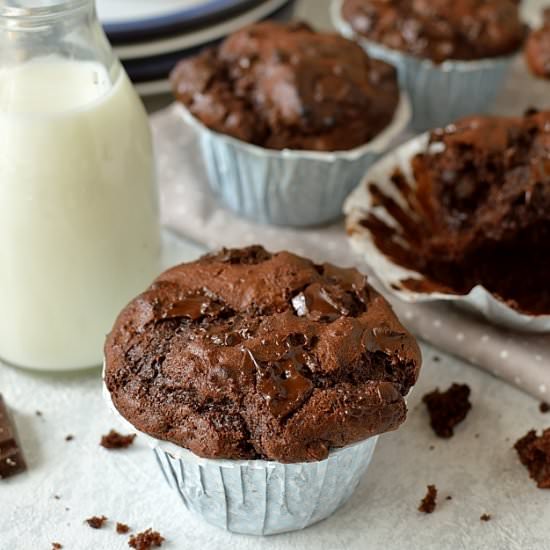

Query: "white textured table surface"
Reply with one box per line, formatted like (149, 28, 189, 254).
(1, 233, 550, 550)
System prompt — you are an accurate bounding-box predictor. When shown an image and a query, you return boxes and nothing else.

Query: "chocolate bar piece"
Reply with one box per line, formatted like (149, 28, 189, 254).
(0, 394, 26, 479)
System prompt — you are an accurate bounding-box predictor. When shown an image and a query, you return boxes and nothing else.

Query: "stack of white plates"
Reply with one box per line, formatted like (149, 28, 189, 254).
(97, 0, 296, 96)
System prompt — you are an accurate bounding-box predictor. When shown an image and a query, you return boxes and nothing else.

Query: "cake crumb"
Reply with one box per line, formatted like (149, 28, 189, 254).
(422, 384, 472, 438)
(514, 428, 550, 488)
(480, 513, 492, 521)
(117, 522, 131, 534)
(86, 515, 108, 529)
(65, 434, 74, 442)
(53, 495, 61, 500)
(446, 495, 452, 501)
(432, 355, 440, 362)
(418, 485, 437, 514)
(540, 402, 550, 414)
(128, 528, 164, 549)
(100, 430, 136, 449)
(51, 543, 62, 550)
(35, 410, 43, 417)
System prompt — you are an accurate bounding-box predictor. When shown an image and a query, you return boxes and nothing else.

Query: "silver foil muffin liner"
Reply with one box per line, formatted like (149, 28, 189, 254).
(174, 91, 410, 227)
(344, 133, 550, 333)
(331, 0, 515, 131)
(102, 379, 379, 535)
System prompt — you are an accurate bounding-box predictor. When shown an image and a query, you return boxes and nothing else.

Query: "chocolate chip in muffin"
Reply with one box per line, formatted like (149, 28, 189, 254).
(418, 485, 437, 513)
(86, 515, 108, 529)
(514, 429, 550, 488)
(104, 246, 421, 463)
(100, 430, 136, 450)
(423, 384, 472, 438)
(128, 529, 164, 549)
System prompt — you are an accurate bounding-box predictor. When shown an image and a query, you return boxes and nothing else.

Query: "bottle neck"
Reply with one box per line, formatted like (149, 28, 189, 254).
(0, 0, 119, 83)
(0, 1, 94, 29)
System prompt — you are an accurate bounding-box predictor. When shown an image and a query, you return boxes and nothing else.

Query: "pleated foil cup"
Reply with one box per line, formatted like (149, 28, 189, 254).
(174, 91, 410, 227)
(102, 379, 379, 535)
(343, 134, 550, 333)
(331, 0, 515, 132)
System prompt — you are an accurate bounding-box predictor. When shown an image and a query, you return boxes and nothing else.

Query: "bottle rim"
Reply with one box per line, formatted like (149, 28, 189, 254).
(1, 0, 92, 20)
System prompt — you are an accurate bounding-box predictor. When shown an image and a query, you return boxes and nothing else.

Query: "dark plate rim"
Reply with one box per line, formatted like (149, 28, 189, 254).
(103, 0, 262, 43)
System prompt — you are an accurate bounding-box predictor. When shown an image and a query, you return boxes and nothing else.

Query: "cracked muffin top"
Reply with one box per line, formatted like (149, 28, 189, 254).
(342, 0, 525, 63)
(170, 21, 399, 152)
(104, 246, 421, 463)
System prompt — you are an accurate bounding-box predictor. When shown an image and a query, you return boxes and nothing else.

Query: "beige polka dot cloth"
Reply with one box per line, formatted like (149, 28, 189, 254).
(153, 56, 550, 400)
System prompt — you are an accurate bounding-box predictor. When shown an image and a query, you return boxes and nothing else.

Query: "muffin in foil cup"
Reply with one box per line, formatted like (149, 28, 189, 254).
(331, 0, 515, 132)
(103, 379, 379, 535)
(175, 91, 410, 228)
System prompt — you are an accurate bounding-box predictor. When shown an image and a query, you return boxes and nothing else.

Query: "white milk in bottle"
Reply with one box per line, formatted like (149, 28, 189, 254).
(0, 58, 161, 369)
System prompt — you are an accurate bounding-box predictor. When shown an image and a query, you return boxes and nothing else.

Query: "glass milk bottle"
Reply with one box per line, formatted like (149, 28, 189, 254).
(0, 1, 161, 370)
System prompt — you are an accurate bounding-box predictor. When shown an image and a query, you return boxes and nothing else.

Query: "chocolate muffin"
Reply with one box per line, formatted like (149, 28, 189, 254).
(341, 0, 526, 63)
(359, 110, 550, 314)
(104, 246, 421, 463)
(525, 9, 550, 79)
(171, 21, 400, 152)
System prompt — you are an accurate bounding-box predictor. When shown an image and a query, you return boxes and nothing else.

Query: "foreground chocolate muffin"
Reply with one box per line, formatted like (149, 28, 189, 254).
(360, 110, 550, 314)
(341, 0, 525, 63)
(171, 21, 399, 152)
(105, 246, 421, 463)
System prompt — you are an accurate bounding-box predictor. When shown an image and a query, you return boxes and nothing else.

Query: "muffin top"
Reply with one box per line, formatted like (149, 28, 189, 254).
(171, 21, 399, 151)
(342, 0, 526, 63)
(104, 246, 421, 463)
(525, 9, 550, 79)
(359, 110, 550, 314)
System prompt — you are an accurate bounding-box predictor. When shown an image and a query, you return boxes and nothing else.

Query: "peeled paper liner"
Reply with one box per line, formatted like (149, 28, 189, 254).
(344, 133, 550, 333)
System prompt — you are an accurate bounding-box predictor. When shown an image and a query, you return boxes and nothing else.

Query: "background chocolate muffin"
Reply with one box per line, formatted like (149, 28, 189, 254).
(341, 0, 526, 63)
(105, 246, 421, 463)
(171, 21, 399, 151)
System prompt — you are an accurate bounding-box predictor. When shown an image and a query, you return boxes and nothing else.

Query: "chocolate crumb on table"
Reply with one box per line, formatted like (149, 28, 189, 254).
(35, 410, 42, 417)
(117, 522, 131, 534)
(432, 355, 440, 362)
(446, 496, 452, 501)
(514, 429, 550, 488)
(100, 430, 136, 449)
(480, 513, 492, 521)
(128, 528, 164, 549)
(51, 543, 62, 550)
(540, 402, 550, 414)
(418, 485, 437, 514)
(65, 434, 74, 442)
(0, 394, 27, 479)
(422, 384, 472, 438)
(86, 515, 108, 529)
